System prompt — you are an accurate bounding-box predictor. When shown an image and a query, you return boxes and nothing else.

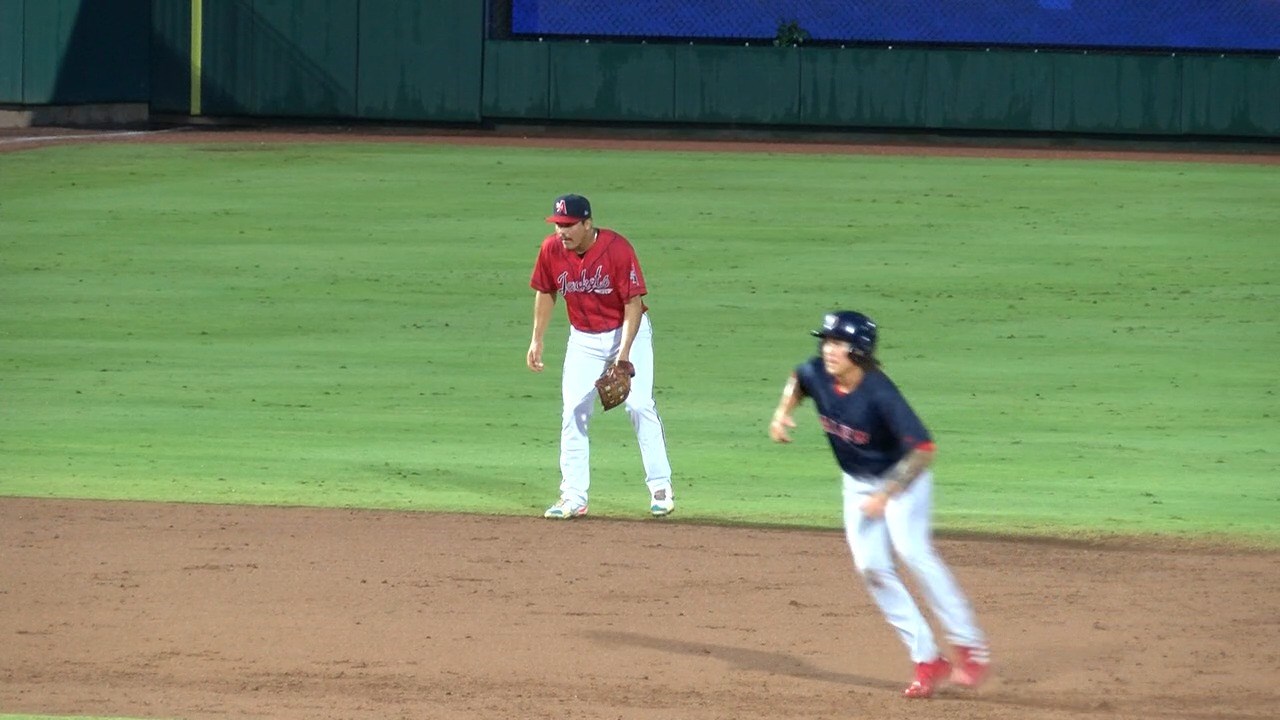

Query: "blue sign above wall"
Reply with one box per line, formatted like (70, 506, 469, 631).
(511, 0, 1280, 53)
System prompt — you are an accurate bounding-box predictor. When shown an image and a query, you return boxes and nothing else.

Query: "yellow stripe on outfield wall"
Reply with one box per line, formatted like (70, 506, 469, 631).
(190, 0, 203, 115)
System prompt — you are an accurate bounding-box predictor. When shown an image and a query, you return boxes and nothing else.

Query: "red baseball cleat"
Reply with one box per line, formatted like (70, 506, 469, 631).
(951, 645, 992, 688)
(903, 657, 952, 699)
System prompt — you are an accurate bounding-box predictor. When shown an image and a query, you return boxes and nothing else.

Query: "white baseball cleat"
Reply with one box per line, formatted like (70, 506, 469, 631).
(544, 498, 588, 519)
(649, 488, 675, 517)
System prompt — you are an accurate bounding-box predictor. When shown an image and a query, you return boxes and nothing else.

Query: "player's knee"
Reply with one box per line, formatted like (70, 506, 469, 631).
(561, 409, 591, 432)
(896, 547, 940, 575)
(856, 565, 896, 590)
(624, 399, 655, 416)
(852, 555, 893, 583)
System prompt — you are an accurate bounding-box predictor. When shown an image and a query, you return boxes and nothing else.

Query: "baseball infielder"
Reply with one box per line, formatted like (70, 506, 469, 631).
(769, 310, 991, 699)
(526, 194, 674, 519)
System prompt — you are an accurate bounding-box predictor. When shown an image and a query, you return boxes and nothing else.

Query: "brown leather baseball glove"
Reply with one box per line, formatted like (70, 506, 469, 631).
(595, 361, 635, 411)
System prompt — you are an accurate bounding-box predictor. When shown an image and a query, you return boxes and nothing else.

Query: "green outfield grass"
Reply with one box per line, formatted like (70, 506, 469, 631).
(1, 140, 1276, 543)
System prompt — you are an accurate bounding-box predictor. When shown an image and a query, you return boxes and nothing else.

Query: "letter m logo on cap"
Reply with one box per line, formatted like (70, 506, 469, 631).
(555, 198, 567, 214)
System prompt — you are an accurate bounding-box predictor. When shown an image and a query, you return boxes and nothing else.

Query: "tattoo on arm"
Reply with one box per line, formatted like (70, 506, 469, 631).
(880, 447, 935, 495)
(773, 374, 804, 421)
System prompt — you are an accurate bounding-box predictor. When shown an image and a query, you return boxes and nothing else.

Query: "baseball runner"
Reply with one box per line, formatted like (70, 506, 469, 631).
(769, 311, 991, 699)
(526, 194, 675, 519)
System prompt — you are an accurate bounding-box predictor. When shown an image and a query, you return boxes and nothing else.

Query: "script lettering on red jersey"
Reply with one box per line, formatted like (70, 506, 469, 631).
(557, 267, 613, 296)
(820, 415, 870, 445)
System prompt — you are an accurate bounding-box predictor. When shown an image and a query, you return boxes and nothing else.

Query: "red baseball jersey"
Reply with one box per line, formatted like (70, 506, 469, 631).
(530, 228, 649, 333)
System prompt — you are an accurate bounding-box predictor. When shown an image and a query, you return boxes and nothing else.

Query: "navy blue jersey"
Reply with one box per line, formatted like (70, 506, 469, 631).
(794, 357, 933, 477)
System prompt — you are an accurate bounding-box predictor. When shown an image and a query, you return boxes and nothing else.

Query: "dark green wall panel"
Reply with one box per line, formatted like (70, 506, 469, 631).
(203, 0, 357, 117)
(0, 0, 21, 102)
(20, 0, 148, 104)
(149, 0, 191, 114)
(482, 40, 549, 119)
(356, 0, 482, 121)
(0, 0, 22, 103)
(924, 49, 1055, 131)
(482, 41, 1278, 138)
(200, 0, 258, 115)
(798, 49, 854, 126)
(673, 45, 800, 124)
(251, 0, 357, 117)
(1180, 55, 1280, 136)
(800, 47, 928, 128)
(548, 42, 674, 121)
(1051, 53, 1182, 134)
(19, 0, 68, 102)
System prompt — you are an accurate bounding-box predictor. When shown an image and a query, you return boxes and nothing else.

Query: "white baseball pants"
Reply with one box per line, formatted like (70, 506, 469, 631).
(842, 471, 986, 662)
(558, 313, 672, 505)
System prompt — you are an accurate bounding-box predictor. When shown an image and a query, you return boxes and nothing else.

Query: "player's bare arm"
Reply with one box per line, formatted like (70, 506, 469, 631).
(769, 373, 805, 443)
(861, 445, 936, 518)
(881, 445, 936, 494)
(614, 295, 645, 366)
(527, 291, 557, 372)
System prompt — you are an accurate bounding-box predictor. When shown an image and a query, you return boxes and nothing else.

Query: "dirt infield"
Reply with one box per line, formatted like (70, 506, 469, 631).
(3, 126, 1277, 719)
(2, 498, 1276, 720)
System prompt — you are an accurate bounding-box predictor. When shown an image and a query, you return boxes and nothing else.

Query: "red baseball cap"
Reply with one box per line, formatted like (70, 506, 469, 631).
(546, 194, 592, 224)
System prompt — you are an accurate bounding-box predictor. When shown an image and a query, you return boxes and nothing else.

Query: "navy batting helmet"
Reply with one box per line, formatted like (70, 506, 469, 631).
(811, 311, 878, 358)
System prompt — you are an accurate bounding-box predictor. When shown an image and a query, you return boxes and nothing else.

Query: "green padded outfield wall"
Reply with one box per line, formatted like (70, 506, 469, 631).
(484, 40, 1280, 138)
(0, 0, 22, 101)
(150, 0, 191, 114)
(0, 0, 22, 102)
(484, 42, 807, 125)
(1051, 53, 1182, 135)
(197, 0, 481, 121)
(201, 0, 359, 117)
(548, 42, 675, 122)
(1180, 55, 1280, 137)
(482, 40, 550, 119)
(673, 45, 801, 125)
(7, 0, 149, 104)
(3, 0, 1274, 137)
(801, 46, 932, 129)
(919, 49, 1056, 132)
(356, 0, 482, 121)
